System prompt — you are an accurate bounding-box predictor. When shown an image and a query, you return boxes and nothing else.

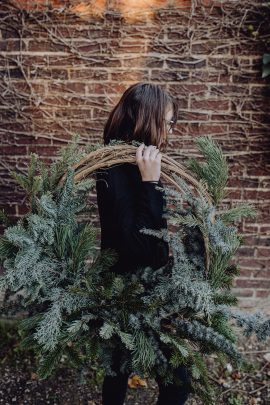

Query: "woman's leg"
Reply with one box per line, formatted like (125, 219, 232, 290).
(102, 373, 129, 405)
(155, 364, 192, 405)
(102, 350, 130, 405)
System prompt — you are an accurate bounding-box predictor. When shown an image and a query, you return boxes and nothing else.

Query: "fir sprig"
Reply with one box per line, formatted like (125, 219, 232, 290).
(187, 136, 228, 205)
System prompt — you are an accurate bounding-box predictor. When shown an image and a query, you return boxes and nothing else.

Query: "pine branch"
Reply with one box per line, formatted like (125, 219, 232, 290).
(218, 203, 257, 224)
(187, 136, 228, 205)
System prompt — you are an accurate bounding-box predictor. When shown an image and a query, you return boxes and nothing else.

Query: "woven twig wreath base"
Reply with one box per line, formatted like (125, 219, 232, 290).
(60, 144, 212, 201)
(59, 143, 212, 274)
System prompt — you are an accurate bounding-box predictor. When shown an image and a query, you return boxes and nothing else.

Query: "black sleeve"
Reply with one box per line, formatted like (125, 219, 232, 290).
(96, 166, 169, 269)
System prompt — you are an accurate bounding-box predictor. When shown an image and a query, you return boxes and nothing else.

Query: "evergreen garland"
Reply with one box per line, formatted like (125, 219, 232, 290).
(0, 135, 269, 405)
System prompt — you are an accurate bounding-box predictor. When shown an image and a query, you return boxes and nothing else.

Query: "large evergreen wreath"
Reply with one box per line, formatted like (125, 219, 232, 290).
(0, 136, 269, 404)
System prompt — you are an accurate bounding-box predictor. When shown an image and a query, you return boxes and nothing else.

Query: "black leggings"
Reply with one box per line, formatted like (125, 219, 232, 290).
(102, 349, 192, 405)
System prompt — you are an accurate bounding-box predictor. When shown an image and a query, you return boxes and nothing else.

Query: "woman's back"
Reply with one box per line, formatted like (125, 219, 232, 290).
(95, 162, 169, 275)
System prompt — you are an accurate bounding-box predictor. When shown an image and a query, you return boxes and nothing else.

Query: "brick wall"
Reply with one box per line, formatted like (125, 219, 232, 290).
(0, 1, 270, 311)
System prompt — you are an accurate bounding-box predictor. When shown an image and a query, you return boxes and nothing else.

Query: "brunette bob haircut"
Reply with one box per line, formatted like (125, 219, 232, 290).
(103, 82, 178, 152)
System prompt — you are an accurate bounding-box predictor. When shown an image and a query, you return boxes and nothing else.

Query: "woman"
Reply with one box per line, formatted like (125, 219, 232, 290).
(96, 83, 192, 405)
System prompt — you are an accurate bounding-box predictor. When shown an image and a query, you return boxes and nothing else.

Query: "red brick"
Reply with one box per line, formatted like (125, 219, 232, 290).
(235, 298, 257, 309)
(236, 247, 255, 257)
(208, 57, 237, 68)
(250, 85, 270, 97)
(237, 258, 264, 270)
(243, 190, 270, 200)
(192, 42, 230, 55)
(1, 146, 27, 155)
(191, 71, 230, 83)
(235, 279, 270, 288)
(232, 72, 262, 84)
(169, 84, 207, 96)
(12, 81, 46, 94)
(252, 269, 270, 278)
(0, 109, 17, 120)
(242, 236, 260, 247)
(56, 27, 120, 40)
(69, 69, 108, 80)
(111, 70, 149, 81)
(27, 146, 59, 156)
(48, 81, 87, 94)
(180, 111, 209, 121)
(54, 108, 91, 119)
(86, 83, 127, 94)
(260, 226, 270, 233)
(210, 84, 249, 97)
(184, 123, 227, 136)
(167, 27, 189, 40)
(92, 108, 110, 119)
(255, 290, 270, 298)
(239, 269, 253, 277)
(29, 68, 69, 80)
(0, 68, 24, 79)
(225, 190, 242, 200)
(191, 99, 230, 111)
(115, 41, 146, 53)
(17, 205, 29, 215)
(0, 39, 27, 51)
(240, 99, 270, 113)
(232, 288, 254, 297)
(151, 70, 189, 82)
(256, 248, 270, 258)
(166, 57, 206, 69)
(122, 57, 164, 68)
(156, 7, 191, 24)
(231, 42, 266, 57)
(228, 178, 259, 188)
(27, 39, 68, 52)
(48, 55, 121, 67)
(15, 135, 50, 145)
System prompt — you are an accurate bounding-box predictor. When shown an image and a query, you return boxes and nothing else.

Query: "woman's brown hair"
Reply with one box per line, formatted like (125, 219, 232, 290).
(103, 82, 178, 152)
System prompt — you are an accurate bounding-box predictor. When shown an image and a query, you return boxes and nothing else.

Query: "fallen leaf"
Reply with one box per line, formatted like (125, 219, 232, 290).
(231, 370, 242, 380)
(249, 398, 259, 405)
(128, 374, 148, 389)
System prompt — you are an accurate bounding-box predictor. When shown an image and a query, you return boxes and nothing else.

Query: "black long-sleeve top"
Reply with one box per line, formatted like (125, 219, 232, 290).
(95, 162, 169, 275)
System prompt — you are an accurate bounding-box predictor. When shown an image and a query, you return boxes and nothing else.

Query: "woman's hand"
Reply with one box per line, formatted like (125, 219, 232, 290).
(136, 144, 162, 182)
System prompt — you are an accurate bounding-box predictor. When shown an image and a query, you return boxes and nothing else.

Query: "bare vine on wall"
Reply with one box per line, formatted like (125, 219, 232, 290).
(0, 0, 270, 209)
(0, 1, 269, 138)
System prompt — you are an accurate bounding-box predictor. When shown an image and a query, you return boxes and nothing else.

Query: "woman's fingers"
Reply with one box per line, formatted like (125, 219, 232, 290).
(142, 145, 156, 160)
(156, 151, 162, 162)
(149, 147, 160, 159)
(136, 143, 145, 162)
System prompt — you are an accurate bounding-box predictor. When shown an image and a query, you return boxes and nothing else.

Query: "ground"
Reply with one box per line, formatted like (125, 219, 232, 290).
(0, 320, 269, 405)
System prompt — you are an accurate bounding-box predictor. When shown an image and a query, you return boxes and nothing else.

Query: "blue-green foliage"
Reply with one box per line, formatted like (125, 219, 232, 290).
(0, 136, 268, 405)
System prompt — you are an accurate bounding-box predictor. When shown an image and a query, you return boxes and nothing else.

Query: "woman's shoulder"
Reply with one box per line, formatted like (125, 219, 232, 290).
(95, 162, 140, 190)
(97, 162, 139, 177)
